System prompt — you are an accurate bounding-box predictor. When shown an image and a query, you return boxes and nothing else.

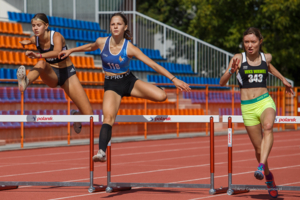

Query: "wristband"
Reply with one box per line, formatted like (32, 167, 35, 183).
(228, 68, 233, 75)
(170, 76, 176, 81)
(40, 53, 42, 58)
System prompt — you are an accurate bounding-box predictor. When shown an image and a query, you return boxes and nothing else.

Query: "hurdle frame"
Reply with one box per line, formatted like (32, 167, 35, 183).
(0, 114, 104, 193)
(223, 115, 300, 195)
(104, 115, 226, 194)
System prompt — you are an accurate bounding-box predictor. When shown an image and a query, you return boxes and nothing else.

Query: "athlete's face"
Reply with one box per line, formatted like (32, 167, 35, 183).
(243, 34, 262, 55)
(110, 16, 127, 37)
(31, 19, 48, 37)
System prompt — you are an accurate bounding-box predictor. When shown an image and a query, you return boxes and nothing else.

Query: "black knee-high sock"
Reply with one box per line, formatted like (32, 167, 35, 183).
(99, 123, 112, 152)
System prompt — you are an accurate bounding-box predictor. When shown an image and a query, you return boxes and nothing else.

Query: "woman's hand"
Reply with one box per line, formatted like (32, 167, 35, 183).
(58, 50, 72, 59)
(25, 51, 41, 59)
(19, 40, 31, 48)
(282, 79, 294, 95)
(230, 58, 240, 74)
(172, 78, 191, 92)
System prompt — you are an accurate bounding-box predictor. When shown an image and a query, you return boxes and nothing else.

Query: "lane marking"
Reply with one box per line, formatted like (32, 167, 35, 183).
(0, 131, 296, 160)
(1, 144, 299, 178)
(1, 136, 299, 168)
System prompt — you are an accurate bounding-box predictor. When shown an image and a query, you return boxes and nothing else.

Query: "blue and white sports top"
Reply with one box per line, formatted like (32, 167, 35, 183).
(100, 36, 131, 73)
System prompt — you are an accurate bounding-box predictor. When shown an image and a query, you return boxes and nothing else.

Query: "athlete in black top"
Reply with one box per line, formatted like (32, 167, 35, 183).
(17, 13, 93, 133)
(220, 27, 293, 198)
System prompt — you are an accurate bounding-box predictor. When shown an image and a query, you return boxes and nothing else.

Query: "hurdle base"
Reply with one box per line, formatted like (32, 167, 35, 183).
(0, 185, 18, 191)
(210, 187, 229, 195)
(227, 188, 250, 195)
(92, 185, 131, 193)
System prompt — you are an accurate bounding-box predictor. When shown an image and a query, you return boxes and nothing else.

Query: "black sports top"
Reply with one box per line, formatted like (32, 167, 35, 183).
(36, 30, 68, 64)
(236, 52, 268, 89)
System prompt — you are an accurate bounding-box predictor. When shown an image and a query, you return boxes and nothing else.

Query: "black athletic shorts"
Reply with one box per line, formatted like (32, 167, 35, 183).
(52, 65, 77, 86)
(104, 70, 138, 97)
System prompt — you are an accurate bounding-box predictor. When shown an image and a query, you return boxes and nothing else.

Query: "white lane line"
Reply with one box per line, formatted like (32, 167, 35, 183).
(1, 135, 299, 168)
(0, 131, 296, 160)
(47, 161, 300, 200)
(54, 152, 300, 184)
(280, 181, 300, 186)
(0, 141, 251, 168)
(1, 144, 299, 178)
(188, 194, 228, 200)
(48, 191, 106, 200)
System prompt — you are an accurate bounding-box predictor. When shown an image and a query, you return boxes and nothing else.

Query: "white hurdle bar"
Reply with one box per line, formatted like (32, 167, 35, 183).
(223, 115, 300, 195)
(104, 115, 227, 195)
(0, 115, 102, 193)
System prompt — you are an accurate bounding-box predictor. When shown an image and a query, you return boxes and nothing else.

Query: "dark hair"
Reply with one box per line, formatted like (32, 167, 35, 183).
(110, 12, 132, 41)
(31, 13, 49, 24)
(243, 27, 263, 52)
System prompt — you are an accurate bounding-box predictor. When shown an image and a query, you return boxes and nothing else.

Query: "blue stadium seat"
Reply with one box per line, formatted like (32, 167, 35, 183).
(7, 87, 18, 103)
(0, 87, 9, 102)
(7, 11, 15, 21)
(54, 89, 67, 103)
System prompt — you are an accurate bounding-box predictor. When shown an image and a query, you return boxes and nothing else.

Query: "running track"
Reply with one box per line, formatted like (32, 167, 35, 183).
(1, 131, 300, 200)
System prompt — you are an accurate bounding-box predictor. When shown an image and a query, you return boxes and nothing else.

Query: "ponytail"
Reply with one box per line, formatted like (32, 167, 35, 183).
(124, 29, 132, 41)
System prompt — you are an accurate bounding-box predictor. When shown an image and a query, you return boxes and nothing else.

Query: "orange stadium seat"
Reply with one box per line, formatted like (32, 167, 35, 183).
(10, 36, 18, 49)
(95, 89, 101, 102)
(0, 22, 9, 33)
(99, 73, 105, 82)
(87, 72, 94, 84)
(88, 89, 97, 103)
(93, 72, 99, 83)
(20, 52, 27, 65)
(119, 109, 126, 115)
(147, 109, 153, 115)
(0, 35, 5, 48)
(80, 57, 87, 68)
(82, 71, 88, 82)
(75, 56, 83, 68)
(7, 23, 15, 34)
(69, 56, 75, 64)
(15, 52, 22, 65)
(16, 23, 26, 35)
(15, 37, 24, 49)
(25, 54, 34, 66)
(76, 71, 83, 81)
(86, 57, 95, 69)
(137, 109, 143, 115)
(100, 89, 104, 99)
(7, 51, 15, 65)
(179, 109, 184, 115)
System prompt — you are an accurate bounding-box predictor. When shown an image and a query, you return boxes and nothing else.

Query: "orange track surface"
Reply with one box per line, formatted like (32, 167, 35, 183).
(0, 131, 300, 199)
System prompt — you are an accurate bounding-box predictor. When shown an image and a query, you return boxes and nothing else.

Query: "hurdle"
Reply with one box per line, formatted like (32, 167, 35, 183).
(223, 115, 300, 195)
(0, 114, 104, 193)
(104, 115, 227, 194)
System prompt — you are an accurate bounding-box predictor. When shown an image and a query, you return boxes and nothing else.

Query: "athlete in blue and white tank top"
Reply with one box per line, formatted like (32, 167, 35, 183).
(100, 36, 131, 74)
(59, 13, 191, 163)
(17, 13, 93, 134)
(220, 27, 293, 198)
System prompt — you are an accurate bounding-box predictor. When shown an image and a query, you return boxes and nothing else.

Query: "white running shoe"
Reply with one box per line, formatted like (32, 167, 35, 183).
(92, 149, 106, 162)
(17, 65, 29, 92)
(71, 110, 82, 134)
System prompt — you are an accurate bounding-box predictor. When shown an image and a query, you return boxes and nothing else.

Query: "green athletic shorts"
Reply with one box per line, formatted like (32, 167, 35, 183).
(241, 93, 276, 126)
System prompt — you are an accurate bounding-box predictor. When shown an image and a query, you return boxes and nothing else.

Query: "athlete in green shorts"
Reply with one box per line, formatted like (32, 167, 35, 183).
(220, 27, 294, 198)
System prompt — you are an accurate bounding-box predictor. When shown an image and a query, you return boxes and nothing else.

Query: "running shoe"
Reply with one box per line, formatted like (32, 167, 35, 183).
(71, 110, 82, 134)
(92, 149, 106, 162)
(254, 165, 265, 180)
(265, 173, 278, 198)
(17, 65, 29, 92)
